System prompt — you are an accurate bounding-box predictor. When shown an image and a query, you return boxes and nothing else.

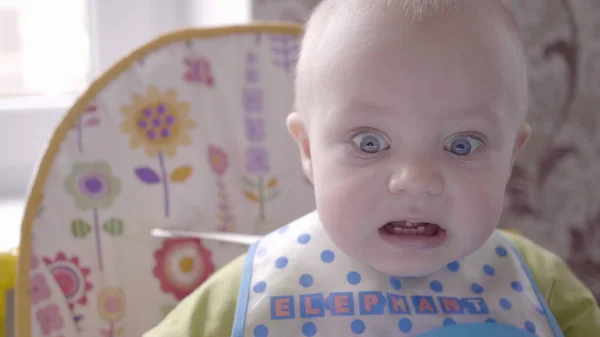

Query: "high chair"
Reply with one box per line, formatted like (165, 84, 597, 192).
(1, 249, 17, 337)
(15, 22, 315, 337)
(14, 6, 600, 335)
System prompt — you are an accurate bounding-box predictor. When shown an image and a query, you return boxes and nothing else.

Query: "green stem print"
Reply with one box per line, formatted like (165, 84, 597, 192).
(93, 208, 103, 271)
(243, 176, 279, 222)
(64, 160, 123, 271)
(71, 214, 125, 272)
(216, 180, 234, 232)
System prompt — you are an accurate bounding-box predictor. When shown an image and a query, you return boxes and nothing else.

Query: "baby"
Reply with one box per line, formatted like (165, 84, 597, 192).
(145, 0, 600, 336)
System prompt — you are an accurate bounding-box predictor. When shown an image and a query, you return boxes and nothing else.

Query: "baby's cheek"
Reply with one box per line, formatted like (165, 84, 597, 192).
(316, 174, 365, 223)
(315, 187, 358, 253)
(314, 155, 375, 209)
(314, 166, 377, 245)
(457, 175, 505, 230)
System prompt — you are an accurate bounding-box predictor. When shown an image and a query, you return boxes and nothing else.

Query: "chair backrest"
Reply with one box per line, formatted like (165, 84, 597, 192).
(16, 23, 315, 337)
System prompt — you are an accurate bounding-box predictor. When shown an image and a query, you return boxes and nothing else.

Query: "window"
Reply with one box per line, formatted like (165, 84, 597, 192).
(0, 0, 91, 98)
(0, 0, 251, 250)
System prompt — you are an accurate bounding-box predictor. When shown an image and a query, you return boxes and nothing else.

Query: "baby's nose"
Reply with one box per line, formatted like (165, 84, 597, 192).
(388, 161, 444, 196)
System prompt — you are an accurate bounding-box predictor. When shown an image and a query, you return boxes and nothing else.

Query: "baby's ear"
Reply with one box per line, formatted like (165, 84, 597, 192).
(286, 112, 313, 183)
(513, 123, 531, 155)
(511, 122, 531, 166)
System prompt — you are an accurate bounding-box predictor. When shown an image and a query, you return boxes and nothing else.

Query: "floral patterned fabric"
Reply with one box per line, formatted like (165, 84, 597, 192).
(253, 0, 600, 300)
(21, 27, 315, 337)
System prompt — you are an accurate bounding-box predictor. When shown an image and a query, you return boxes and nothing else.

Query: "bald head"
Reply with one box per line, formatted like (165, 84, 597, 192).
(310, 0, 480, 23)
(294, 0, 527, 123)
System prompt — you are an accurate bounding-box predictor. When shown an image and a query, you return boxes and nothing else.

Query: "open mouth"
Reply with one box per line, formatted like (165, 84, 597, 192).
(382, 221, 441, 236)
(378, 220, 448, 249)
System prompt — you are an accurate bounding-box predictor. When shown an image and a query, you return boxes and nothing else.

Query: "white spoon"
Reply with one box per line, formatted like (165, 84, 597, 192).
(151, 228, 261, 246)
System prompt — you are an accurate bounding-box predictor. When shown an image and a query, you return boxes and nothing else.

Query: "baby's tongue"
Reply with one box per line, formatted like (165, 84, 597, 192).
(383, 221, 440, 236)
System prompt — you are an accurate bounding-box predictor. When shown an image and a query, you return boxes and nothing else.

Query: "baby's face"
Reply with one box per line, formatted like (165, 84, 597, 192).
(290, 3, 530, 276)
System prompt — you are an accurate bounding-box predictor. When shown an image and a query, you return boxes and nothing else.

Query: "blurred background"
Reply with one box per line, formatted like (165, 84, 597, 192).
(0, 0, 250, 251)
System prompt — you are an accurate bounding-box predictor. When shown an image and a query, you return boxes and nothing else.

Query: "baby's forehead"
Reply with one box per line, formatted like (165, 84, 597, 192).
(296, 0, 527, 123)
(326, 93, 507, 130)
(299, 0, 521, 72)
(304, 0, 517, 48)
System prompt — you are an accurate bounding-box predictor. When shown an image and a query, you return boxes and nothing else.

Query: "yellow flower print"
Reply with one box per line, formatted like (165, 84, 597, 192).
(120, 85, 196, 218)
(97, 286, 126, 323)
(120, 85, 195, 158)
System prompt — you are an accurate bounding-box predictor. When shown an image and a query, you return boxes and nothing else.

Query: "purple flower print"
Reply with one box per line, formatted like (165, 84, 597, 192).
(270, 35, 299, 74)
(35, 304, 64, 336)
(243, 88, 264, 113)
(245, 147, 270, 173)
(31, 273, 51, 305)
(245, 118, 266, 142)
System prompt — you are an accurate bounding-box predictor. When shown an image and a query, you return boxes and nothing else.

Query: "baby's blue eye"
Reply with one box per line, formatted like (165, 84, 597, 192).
(446, 136, 482, 156)
(352, 132, 390, 154)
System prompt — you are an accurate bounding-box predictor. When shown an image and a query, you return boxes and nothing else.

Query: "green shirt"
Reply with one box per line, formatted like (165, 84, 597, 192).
(143, 231, 600, 337)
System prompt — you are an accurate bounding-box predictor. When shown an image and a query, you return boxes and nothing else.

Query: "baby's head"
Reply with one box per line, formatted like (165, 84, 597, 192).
(287, 0, 530, 277)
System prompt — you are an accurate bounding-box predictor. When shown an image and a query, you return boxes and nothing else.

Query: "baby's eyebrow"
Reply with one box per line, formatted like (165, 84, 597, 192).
(441, 105, 503, 126)
(334, 100, 501, 121)
(329, 100, 388, 117)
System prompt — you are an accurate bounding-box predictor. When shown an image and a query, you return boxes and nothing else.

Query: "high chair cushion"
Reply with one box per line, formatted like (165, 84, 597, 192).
(16, 23, 315, 337)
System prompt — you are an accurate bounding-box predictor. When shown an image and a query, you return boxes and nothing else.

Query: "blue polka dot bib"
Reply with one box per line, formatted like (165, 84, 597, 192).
(232, 211, 563, 337)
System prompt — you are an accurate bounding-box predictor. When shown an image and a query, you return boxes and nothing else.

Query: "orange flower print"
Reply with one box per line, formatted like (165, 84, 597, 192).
(97, 286, 127, 337)
(208, 146, 228, 176)
(97, 287, 126, 323)
(209, 145, 235, 232)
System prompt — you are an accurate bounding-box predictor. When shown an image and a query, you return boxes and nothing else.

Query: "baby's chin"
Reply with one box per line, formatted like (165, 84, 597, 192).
(356, 236, 489, 277)
(324, 232, 454, 277)
(337, 241, 454, 277)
